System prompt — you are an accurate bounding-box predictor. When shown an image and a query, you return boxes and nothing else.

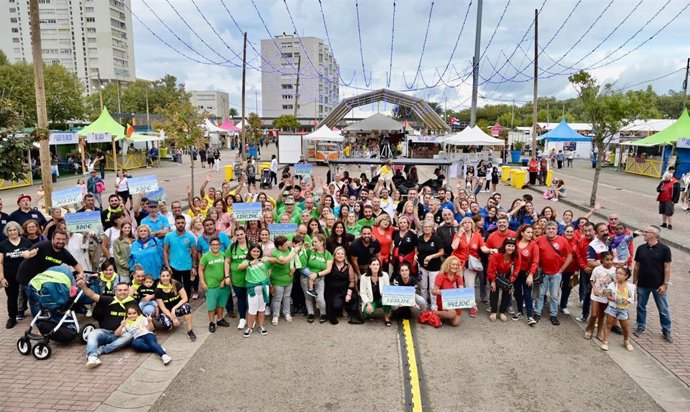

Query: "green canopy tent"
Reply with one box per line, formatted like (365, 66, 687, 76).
(627, 109, 690, 176)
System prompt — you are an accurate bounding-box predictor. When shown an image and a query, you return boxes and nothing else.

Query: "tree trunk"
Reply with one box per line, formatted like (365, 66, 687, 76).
(589, 142, 605, 207)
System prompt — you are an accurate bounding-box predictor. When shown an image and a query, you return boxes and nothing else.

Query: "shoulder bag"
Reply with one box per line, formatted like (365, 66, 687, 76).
(495, 263, 514, 291)
(534, 238, 563, 285)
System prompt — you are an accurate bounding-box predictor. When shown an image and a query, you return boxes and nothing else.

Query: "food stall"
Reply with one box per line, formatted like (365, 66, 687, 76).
(303, 125, 344, 163)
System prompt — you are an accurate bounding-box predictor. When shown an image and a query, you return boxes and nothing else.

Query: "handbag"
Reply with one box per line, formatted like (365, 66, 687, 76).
(534, 238, 564, 285)
(468, 255, 483, 272)
(496, 274, 513, 291)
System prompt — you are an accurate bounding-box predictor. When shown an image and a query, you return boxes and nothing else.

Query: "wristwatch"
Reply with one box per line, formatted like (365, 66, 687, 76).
(664, 281, 672, 286)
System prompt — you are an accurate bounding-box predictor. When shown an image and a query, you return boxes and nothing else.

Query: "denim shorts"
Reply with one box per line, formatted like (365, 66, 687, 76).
(604, 305, 629, 320)
(296, 268, 312, 278)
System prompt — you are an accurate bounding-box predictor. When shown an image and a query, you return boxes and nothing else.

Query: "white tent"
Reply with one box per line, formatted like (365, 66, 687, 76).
(444, 126, 505, 146)
(304, 125, 344, 142)
(202, 119, 226, 133)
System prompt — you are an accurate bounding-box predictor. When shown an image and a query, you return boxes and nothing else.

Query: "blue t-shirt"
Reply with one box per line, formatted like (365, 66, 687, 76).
(196, 232, 231, 255)
(141, 214, 169, 235)
(163, 231, 196, 270)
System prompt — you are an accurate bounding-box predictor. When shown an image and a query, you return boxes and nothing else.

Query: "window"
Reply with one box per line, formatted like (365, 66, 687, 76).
(84, 7, 94, 12)
(281, 84, 293, 89)
(86, 17, 95, 23)
(13, 38, 20, 43)
(11, 28, 18, 33)
(319, 105, 323, 113)
(10, 18, 17, 23)
(282, 105, 294, 110)
(281, 52, 292, 58)
(87, 28, 96, 33)
(319, 54, 323, 63)
(9, 7, 15, 12)
(282, 94, 292, 100)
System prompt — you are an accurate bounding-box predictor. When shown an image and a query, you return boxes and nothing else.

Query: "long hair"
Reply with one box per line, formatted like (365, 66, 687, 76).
(440, 256, 462, 275)
(499, 238, 519, 261)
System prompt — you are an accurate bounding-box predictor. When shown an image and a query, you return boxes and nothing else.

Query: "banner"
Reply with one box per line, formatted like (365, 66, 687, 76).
(677, 137, 690, 149)
(145, 188, 167, 203)
(294, 163, 313, 176)
(128, 175, 159, 194)
(382, 285, 416, 307)
(52, 187, 83, 207)
(86, 133, 111, 144)
(64, 211, 103, 234)
(441, 288, 475, 310)
(49, 133, 78, 145)
(232, 203, 262, 221)
(268, 223, 297, 240)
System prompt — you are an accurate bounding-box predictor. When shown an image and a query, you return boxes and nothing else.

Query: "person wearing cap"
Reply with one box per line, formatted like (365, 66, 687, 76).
(141, 201, 169, 240)
(9, 194, 47, 229)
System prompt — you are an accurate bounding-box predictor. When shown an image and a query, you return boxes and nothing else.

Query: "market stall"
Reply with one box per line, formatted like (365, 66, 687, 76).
(536, 118, 592, 159)
(444, 126, 506, 178)
(303, 125, 344, 163)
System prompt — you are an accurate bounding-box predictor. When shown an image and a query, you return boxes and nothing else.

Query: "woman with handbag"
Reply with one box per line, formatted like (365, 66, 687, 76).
(514, 224, 539, 325)
(431, 256, 463, 327)
(451, 217, 495, 318)
(487, 237, 520, 322)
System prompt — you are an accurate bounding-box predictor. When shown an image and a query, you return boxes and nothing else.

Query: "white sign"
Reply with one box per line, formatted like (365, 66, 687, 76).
(128, 175, 159, 194)
(382, 286, 415, 307)
(676, 137, 690, 149)
(64, 211, 103, 234)
(52, 187, 83, 207)
(49, 133, 78, 145)
(441, 288, 475, 310)
(86, 133, 111, 144)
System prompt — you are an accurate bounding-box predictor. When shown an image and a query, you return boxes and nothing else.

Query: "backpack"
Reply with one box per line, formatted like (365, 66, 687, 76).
(95, 180, 105, 193)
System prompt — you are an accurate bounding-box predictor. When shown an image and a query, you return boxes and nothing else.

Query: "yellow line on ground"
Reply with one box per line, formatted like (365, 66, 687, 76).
(402, 319, 423, 412)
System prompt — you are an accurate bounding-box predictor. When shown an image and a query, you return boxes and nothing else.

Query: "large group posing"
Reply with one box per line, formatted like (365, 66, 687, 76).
(0, 158, 674, 369)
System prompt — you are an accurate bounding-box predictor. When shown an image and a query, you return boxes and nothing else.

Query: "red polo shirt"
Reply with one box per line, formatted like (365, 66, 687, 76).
(486, 229, 516, 249)
(435, 273, 464, 312)
(536, 235, 572, 275)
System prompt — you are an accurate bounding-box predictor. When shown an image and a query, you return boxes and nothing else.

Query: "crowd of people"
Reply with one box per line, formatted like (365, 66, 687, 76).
(0, 157, 675, 369)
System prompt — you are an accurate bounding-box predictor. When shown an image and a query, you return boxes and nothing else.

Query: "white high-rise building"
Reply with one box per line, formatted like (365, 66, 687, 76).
(0, 0, 136, 94)
(190, 90, 230, 119)
(261, 34, 339, 119)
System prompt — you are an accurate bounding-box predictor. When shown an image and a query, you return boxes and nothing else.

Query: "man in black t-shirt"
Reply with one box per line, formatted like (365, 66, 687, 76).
(76, 279, 134, 368)
(348, 226, 381, 277)
(633, 226, 673, 343)
(9, 194, 47, 229)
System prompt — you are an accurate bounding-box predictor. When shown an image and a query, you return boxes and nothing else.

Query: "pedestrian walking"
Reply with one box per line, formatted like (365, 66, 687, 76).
(656, 172, 680, 230)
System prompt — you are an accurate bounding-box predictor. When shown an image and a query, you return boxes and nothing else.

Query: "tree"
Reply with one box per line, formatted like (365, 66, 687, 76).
(272, 114, 300, 131)
(0, 99, 33, 181)
(247, 112, 263, 141)
(569, 70, 657, 206)
(229, 108, 239, 118)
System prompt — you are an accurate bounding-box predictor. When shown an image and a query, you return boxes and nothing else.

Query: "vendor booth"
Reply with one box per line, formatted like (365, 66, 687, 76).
(443, 125, 505, 178)
(404, 135, 445, 158)
(536, 119, 592, 159)
(303, 125, 344, 163)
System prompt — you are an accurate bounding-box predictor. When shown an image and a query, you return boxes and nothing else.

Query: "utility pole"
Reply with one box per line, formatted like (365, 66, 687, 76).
(255, 90, 258, 114)
(444, 98, 447, 123)
(682, 57, 689, 109)
(469, 0, 483, 127)
(29, 0, 53, 209)
(293, 55, 301, 118)
(531, 8, 539, 158)
(116, 81, 121, 113)
(511, 99, 515, 128)
(240, 32, 247, 160)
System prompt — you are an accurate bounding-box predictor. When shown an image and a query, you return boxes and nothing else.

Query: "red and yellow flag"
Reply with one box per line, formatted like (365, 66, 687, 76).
(125, 124, 135, 137)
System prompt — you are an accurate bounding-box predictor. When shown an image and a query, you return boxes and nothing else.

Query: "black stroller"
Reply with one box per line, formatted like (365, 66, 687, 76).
(17, 269, 98, 360)
(259, 168, 272, 189)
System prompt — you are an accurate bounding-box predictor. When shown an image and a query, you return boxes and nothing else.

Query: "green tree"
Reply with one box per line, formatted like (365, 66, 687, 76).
(0, 50, 9, 66)
(569, 70, 657, 206)
(0, 99, 33, 181)
(272, 114, 300, 131)
(229, 108, 239, 118)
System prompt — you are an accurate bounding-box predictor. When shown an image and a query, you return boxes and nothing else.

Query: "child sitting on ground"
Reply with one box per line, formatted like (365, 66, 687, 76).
(600, 267, 636, 352)
(137, 274, 158, 317)
(116, 303, 172, 365)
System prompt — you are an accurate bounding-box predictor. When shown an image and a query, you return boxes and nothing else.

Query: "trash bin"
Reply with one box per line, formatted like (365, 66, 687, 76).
(521, 159, 529, 167)
(224, 165, 234, 181)
(512, 170, 527, 189)
(546, 169, 554, 185)
(501, 166, 512, 182)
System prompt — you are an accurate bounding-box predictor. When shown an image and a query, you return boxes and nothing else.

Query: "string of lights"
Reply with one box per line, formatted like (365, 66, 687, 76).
(387, 1, 396, 88)
(478, 0, 511, 62)
(317, 0, 358, 86)
(354, 0, 372, 87)
(403, 1, 435, 89)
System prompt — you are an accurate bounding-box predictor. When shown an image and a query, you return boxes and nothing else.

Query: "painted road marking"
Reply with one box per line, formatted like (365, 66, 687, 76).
(398, 319, 425, 411)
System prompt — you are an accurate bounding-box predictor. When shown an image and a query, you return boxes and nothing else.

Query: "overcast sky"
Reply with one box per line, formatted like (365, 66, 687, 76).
(131, 0, 690, 116)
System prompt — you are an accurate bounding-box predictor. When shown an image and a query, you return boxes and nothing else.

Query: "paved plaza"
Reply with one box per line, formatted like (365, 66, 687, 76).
(0, 151, 688, 411)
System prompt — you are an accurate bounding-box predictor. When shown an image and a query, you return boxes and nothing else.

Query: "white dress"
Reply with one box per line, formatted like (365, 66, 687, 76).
(66, 233, 91, 272)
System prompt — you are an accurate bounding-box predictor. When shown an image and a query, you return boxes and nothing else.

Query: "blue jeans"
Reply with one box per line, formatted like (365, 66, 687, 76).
(139, 300, 158, 316)
(580, 270, 592, 319)
(131, 333, 166, 357)
(233, 286, 248, 319)
(23, 285, 41, 317)
(514, 270, 533, 318)
(535, 273, 561, 317)
(86, 329, 132, 358)
(636, 286, 672, 333)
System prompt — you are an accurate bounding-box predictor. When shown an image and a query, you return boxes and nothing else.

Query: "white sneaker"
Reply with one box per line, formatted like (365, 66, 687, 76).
(86, 355, 101, 368)
(271, 316, 279, 326)
(237, 318, 247, 330)
(265, 307, 271, 316)
(86, 308, 93, 318)
(562, 308, 571, 315)
(161, 354, 172, 365)
(285, 315, 293, 323)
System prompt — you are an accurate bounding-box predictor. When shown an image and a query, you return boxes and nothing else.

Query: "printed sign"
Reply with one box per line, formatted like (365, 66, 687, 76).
(232, 203, 262, 221)
(145, 188, 167, 202)
(128, 175, 159, 194)
(52, 187, 83, 207)
(268, 223, 298, 240)
(677, 137, 690, 149)
(294, 163, 313, 176)
(441, 287, 475, 310)
(382, 285, 416, 307)
(49, 133, 79, 145)
(64, 211, 103, 234)
(86, 133, 112, 144)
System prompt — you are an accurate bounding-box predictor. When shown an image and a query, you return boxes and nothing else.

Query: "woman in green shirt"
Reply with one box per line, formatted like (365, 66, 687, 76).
(345, 212, 361, 237)
(268, 235, 299, 326)
(302, 234, 333, 324)
(199, 237, 231, 333)
(237, 245, 271, 338)
(224, 227, 250, 330)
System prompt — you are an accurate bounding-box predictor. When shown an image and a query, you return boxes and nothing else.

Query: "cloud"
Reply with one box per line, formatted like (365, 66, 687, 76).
(131, 0, 690, 116)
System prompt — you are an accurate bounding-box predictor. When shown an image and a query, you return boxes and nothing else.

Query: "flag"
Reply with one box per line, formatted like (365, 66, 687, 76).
(450, 116, 460, 126)
(125, 124, 135, 138)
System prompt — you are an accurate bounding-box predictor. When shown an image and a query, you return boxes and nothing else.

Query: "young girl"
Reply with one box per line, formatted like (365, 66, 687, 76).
(116, 304, 172, 365)
(610, 223, 640, 267)
(601, 267, 636, 352)
(155, 269, 196, 342)
(585, 252, 616, 341)
(237, 245, 271, 337)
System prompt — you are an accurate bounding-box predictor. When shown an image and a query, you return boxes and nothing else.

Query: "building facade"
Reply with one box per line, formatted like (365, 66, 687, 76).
(190, 90, 230, 119)
(0, 0, 136, 94)
(261, 34, 339, 119)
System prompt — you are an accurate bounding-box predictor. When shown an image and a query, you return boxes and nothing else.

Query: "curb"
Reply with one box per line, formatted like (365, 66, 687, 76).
(524, 185, 690, 254)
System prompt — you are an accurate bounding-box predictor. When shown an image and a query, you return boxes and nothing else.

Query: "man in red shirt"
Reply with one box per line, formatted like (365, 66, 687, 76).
(575, 222, 595, 323)
(534, 221, 572, 325)
(486, 217, 516, 249)
(656, 172, 680, 230)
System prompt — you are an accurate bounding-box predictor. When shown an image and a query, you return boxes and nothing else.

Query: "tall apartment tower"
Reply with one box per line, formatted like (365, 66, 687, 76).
(0, 0, 136, 94)
(261, 34, 339, 119)
(190, 90, 230, 119)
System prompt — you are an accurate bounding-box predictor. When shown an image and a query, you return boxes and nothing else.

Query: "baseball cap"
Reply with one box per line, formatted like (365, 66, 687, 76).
(17, 194, 32, 204)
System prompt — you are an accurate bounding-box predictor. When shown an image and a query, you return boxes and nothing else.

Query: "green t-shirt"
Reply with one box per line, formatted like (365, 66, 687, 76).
(357, 217, 375, 229)
(224, 244, 249, 287)
(306, 249, 333, 273)
(270, 248, 292, 286)
(345, 224, 361, 237)
(199, 251, 226, 289)
(275, 206, 303, 224)
(295, 247, 309, 268)
(286, 233, 312, 246)
(244, 260, 270, 284)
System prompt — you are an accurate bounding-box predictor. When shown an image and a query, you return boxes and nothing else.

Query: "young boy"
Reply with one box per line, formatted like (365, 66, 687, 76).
(137, 275, 159, 317)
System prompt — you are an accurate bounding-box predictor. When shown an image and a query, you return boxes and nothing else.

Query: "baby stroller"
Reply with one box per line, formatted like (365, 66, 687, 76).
(259, 168, 272, 189)
(17, 267, 98, 360)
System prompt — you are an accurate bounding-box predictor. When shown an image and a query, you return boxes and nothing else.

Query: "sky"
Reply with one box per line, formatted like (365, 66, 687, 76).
(130, 0, 690, 117)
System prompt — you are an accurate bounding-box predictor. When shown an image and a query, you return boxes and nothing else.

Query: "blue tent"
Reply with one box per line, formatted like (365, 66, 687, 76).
(537, 119, 591, 142)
